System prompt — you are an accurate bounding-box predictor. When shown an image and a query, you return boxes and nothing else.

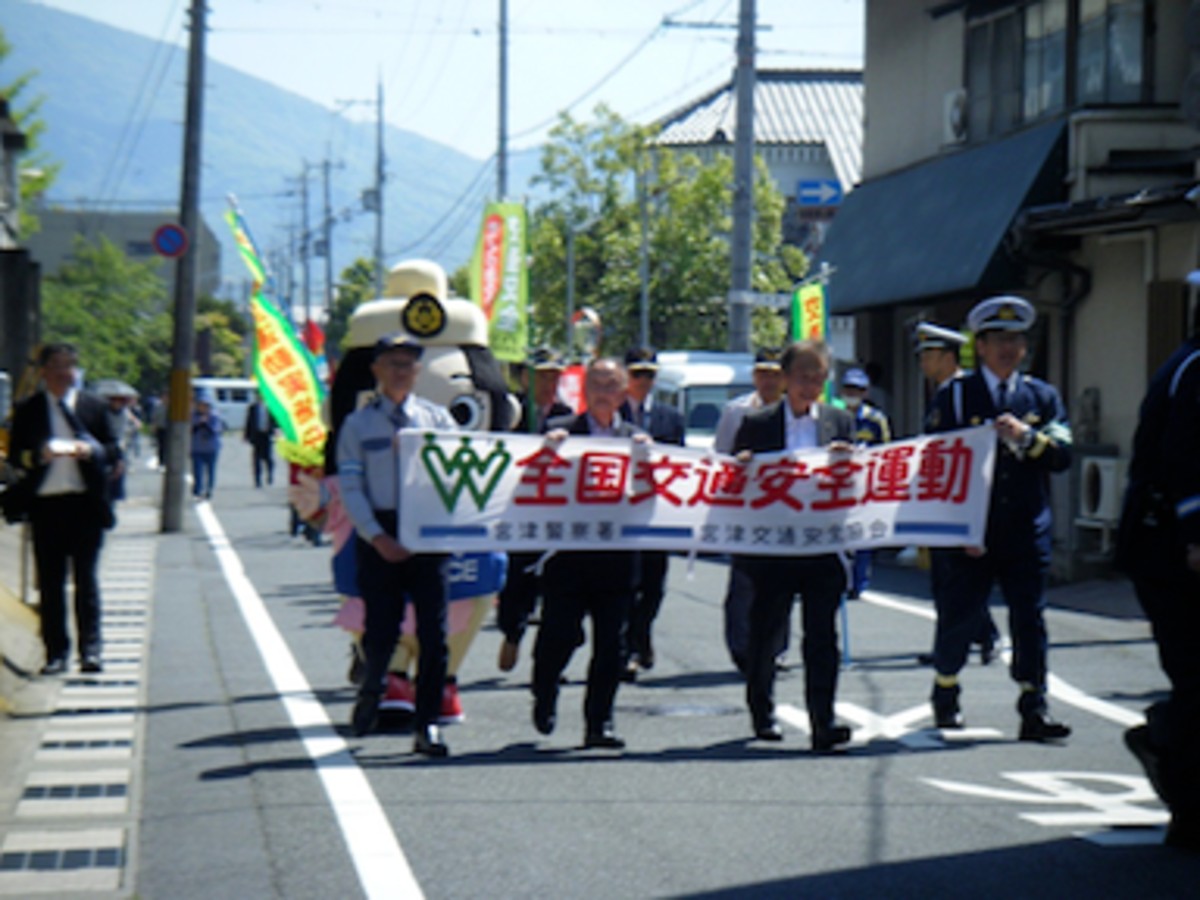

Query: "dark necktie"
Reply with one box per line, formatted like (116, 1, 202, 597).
(391, 405, 408, 430)
(995, 381, 1008, 411)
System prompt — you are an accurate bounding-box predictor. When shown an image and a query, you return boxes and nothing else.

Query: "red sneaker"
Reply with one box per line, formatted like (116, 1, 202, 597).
(380, 672, 415, 712)
(439, 681, 464, 724)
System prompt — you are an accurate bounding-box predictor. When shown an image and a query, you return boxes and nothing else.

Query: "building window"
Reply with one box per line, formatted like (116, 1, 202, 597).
(1078, 0, 1145, 105)
(968, 0, 1147, 140)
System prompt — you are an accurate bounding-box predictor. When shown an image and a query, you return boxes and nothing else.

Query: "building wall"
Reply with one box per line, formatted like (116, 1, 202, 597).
(27, 209, 221, 298)
(864, 0, 963, 179)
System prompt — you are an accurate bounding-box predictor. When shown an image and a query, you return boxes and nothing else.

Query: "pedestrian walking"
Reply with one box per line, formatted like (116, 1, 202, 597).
(189, 393, 224, 499)
(244, 394, 277, 488)
(925, 296, 1072, 742)
(839, 366, 891, 598)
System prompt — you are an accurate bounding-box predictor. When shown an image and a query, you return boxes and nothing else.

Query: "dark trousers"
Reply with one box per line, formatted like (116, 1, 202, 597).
(1132, 568, 1200, 824)
(191, 452, 218, 497)
(627, 550, 669, 659)
(724, 557, 788, 674)
(497, 552, 541, 644)
(250, 436, 274, 487)
(933, 548, 1048, 712)
(742, 554, 845, 729)
(355, 529, 448, 728)
(930, 548, 999, 649)
(533, 552, 634, 732)
(31, 493, 105, 662)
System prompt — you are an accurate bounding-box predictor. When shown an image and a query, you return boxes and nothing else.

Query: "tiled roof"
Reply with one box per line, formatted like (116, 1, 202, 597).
(654, 69, 863, 191)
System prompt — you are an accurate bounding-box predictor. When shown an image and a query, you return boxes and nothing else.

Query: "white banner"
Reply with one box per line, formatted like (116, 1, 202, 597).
(398, 426, 995, 556)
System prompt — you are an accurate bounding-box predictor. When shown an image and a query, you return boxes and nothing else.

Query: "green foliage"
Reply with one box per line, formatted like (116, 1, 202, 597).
(328, 257, 378, 358)
(0, 26, 60, 238)
(41, 236, 172, 394)
(196, 295, 250, 377)
(526, 106, 808, 357)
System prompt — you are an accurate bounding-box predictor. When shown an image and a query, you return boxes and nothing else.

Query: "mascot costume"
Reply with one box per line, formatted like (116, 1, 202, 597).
(297, 259, 517, 723)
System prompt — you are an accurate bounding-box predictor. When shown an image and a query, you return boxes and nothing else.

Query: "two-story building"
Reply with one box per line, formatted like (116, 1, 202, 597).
(818, 0, 1200, 578)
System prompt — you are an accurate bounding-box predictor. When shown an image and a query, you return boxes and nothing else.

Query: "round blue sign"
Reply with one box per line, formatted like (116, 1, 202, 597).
(152, 223, 189, 258)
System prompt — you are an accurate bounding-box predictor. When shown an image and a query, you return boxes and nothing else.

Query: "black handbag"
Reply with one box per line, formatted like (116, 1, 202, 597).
(0, 475, 35, 524)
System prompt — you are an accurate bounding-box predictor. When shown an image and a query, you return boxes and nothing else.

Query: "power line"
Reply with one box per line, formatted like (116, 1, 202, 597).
(388, 155, 495, 258)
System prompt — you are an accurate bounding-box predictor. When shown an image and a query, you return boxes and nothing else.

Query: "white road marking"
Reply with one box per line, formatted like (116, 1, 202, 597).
(859, 588, 1146, 728)
(195, 501, 423, 900)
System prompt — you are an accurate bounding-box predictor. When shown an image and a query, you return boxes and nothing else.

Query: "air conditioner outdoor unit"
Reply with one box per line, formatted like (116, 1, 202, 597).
(1078, 456, 1126, 523)
(943, 88, 968, 144)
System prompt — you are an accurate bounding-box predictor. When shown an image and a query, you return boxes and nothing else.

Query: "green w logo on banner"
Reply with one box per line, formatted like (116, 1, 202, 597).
(420, 435, 512, 512)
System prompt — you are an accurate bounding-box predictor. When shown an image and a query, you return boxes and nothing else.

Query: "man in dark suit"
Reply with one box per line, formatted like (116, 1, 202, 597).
(925, 296, 1072, 743)
(243, 395, 277, 488)
(531, 358, 644, 749)
(733, 339, 856, 752)
(496, 347, 575, 672)
(619, 347, 686, 679)
(8, 342, 121, 675)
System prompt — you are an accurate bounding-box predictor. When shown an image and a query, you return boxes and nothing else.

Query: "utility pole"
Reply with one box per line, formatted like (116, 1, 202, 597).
(497, 0, 508, 200)
(374, 77, 386, 298)
(162, 0, 207, 532)
(322, 157, 334, 320)
(638, 165, 650, 348)
(299, 166, 312, 326)
(727, 0, 756, 354)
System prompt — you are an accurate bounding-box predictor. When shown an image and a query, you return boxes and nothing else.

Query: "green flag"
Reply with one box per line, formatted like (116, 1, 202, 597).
(469, 202, 528, 362)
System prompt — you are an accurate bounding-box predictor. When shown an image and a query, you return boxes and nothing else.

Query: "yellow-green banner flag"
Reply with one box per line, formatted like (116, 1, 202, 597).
(469, 202, 528, 362)
(792, 281, 835, 402)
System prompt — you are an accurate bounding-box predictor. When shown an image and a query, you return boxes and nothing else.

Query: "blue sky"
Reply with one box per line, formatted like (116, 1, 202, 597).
(32, 0, 863, 160)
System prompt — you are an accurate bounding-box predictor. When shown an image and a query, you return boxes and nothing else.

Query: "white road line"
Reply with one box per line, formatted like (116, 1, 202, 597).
(859, 588, 1145, 728)
(195, 501, 423, 900)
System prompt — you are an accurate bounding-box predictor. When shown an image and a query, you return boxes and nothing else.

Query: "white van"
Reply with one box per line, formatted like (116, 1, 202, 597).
(652, 351, 755, 448)
(192, 377, 257, 430)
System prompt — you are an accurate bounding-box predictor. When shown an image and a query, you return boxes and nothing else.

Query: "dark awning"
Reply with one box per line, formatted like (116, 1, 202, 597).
(818, 119, 1066, 314)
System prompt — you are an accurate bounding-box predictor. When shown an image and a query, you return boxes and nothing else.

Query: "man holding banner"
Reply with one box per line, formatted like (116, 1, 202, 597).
(733, 340, 857, 752)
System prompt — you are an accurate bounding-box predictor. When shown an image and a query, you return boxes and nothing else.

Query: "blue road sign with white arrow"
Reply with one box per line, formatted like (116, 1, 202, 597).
(796, 179, 843, 207)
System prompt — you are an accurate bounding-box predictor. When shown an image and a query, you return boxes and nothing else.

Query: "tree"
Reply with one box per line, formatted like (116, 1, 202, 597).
(0, 26, 60, 238)
(526, 106, 808, 357)
(195, 295, 250, 377)
(327, 257, 377, 359)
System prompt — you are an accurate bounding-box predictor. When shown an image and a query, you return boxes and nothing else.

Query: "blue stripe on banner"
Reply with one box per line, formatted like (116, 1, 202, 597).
(621, 526, 694, 538)
(420, 526, 489, 538)
(1177, 495, 1200, 519)
(894, 522, 971, 536)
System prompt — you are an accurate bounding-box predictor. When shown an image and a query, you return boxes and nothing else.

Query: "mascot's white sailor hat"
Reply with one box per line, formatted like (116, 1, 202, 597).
(967, 295, 1036, 334)
(346, 259, 487, 349)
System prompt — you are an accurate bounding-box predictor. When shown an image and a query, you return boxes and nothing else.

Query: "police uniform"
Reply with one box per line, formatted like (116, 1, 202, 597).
(925, 296, 1073, 740)
(338, 337, 457, 750)
(914, 322, 1000, 663)
(842, 367, 891, 597)
(619, 348, 686, 675)
(1116, 328, 1200, 850)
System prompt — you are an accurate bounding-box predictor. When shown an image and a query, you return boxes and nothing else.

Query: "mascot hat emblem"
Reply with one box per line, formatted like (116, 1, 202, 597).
(402, 293, 447, 338)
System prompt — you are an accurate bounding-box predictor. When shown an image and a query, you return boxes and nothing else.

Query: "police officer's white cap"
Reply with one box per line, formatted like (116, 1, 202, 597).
(914, 322, 967, 353)
(967, 295, 1036, 334)
(841, 367, 870, 389)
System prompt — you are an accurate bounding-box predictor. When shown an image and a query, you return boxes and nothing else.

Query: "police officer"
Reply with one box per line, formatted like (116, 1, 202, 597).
(839, 367, 891, 598)
(1116, 300, 1200, 851)
(497, 347, 574, 672)
(914, 322, 1000, 665)
(925, 296, 1073, 742)
(620, 347, 686, 679)
(339, 332, 457, 756)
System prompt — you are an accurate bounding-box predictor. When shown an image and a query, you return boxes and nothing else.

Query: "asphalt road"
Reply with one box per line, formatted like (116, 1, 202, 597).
(97, 442, 1198, 897)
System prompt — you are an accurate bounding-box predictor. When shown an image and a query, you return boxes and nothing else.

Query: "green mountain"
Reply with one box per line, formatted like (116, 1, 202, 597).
(1, 0, 540, 294)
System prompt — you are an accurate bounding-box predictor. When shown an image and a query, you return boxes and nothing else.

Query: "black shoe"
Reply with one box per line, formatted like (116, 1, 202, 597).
(640, 637, 655, 671)
(1019, 712, 1071, 743)
(351, 693, 380, 737)
(532, 694, 557, 736)
(754, 721, 784, 742)
(934, 704, 964, 729)
(978, 641, 996, 666)
(40, 656, 67, 676)
(1124, 725, 1169, 804)
(1165, 817, 1200, 853)
(80, 656, 103, 674)
(812, 724, 852, 752)
(583, 726, 625, 750)
(413, 724, 449, 758)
